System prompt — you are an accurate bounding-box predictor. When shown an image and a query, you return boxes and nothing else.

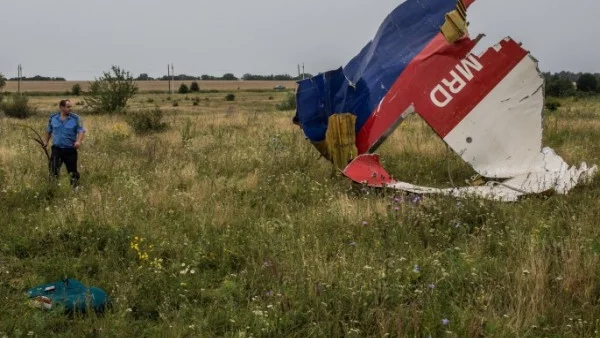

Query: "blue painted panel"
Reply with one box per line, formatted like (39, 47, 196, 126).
(296, 0, 456, 142)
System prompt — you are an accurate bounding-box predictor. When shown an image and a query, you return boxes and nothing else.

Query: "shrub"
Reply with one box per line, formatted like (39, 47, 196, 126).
(0, 94, 36, 119)
(178, 83, 189, 94)
(545, 100, 561, 112)
(84, 66, 138, 114)
(225, 93, 235, 101)
(190, 81, 200, 92)
(576, 73, 598, 93)
(125, 108, 168, 134)
(546, 76, 575, 98)
(71, 83, 82, 96)
(0, 73, 6, 91)
(276, 92, 296, 111)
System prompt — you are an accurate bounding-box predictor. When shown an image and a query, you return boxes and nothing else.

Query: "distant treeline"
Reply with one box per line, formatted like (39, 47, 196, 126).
(8, 75, 66, 81)
(135, 73, 313, 81)
(543, 71, 600, 97)
(5, 71, 599, 99)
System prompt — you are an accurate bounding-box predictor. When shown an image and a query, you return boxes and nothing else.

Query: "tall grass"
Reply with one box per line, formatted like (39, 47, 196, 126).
(0, 94, 599, 337)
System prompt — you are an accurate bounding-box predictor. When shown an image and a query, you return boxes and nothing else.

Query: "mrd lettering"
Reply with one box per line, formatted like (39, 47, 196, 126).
(430, 55, 483, 107)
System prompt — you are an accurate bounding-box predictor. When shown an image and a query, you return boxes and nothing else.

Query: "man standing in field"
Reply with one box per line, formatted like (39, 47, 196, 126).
(42, 99, 86, 187)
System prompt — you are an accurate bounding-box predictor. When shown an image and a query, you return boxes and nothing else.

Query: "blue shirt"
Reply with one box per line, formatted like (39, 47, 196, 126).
(46, 112, 86, 149)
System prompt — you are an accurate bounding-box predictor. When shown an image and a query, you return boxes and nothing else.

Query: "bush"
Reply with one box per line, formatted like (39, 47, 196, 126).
(0, 73, 6, 91)
(125, 108, 168, 134)
(178, 83, 189, 94)
(190, 82, 200, 92)
(545, 100, 561, 112)
(0, 94, 36, 119)
(546, 76, 575, 98)
(225, 93, 235, 101)
(71, 83, 82, 96)
(84, 66, 138, 114)
(276, 93, 296, 111)
(576, 73, 598, 93)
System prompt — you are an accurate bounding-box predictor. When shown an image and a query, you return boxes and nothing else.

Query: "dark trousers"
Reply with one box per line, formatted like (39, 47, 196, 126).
(50, 146, 80, 186)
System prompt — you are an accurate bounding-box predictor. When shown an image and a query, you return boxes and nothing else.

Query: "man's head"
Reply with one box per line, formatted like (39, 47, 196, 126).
(59, 99, 72, 114)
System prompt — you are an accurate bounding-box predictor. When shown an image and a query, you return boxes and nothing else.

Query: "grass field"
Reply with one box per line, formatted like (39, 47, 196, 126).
(0, 89, 600, 337)
(3, 80, 298, 93)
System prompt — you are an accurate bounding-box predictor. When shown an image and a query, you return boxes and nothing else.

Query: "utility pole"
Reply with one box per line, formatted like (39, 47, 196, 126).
(17, 64, 22, 95)
(302, 63, 305, 80)
(167, 64, 171, 94)
(171, 64, 174, 94)
(298, 64, 301, 79)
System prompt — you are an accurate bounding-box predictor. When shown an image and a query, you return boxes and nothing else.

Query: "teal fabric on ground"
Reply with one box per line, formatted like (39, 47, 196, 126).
(27, 278, 109, 313)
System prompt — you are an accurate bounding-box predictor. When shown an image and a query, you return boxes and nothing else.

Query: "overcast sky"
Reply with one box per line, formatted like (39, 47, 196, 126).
(1, 0, 598, 80)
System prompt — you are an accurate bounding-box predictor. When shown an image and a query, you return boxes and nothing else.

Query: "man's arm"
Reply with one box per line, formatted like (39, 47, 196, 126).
(74, 131, 85, 149)
(42, 132, 51, 148)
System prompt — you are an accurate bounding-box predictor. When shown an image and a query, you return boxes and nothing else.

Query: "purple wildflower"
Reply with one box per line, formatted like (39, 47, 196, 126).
(409, 194, 423, 204)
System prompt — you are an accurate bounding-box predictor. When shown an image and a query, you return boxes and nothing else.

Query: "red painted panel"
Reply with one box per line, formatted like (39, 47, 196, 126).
(342, 154, 396, 187)
(356, 36, 529, 153)
(414, 38, 528, 137)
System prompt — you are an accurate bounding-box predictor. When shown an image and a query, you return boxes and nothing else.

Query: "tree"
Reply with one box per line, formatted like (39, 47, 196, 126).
(158, 74, 198, 81)
(190, 81, 200, 92)
(178, 83, 190, 94)
(576, 73, 598, 93)
(221, 73, 238, 80)
(0, 94, 36, 119)
(9, 75, 66, 81)
(84, 66, 138, 114)
(136, 73, 153, 81)
(71, 83, 82, 96)
(0, 73, 6, 91)
(545, 75, 575, 97)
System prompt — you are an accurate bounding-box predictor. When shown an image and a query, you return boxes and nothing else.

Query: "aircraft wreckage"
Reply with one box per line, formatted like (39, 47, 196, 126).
(293, 0, 597, 202)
